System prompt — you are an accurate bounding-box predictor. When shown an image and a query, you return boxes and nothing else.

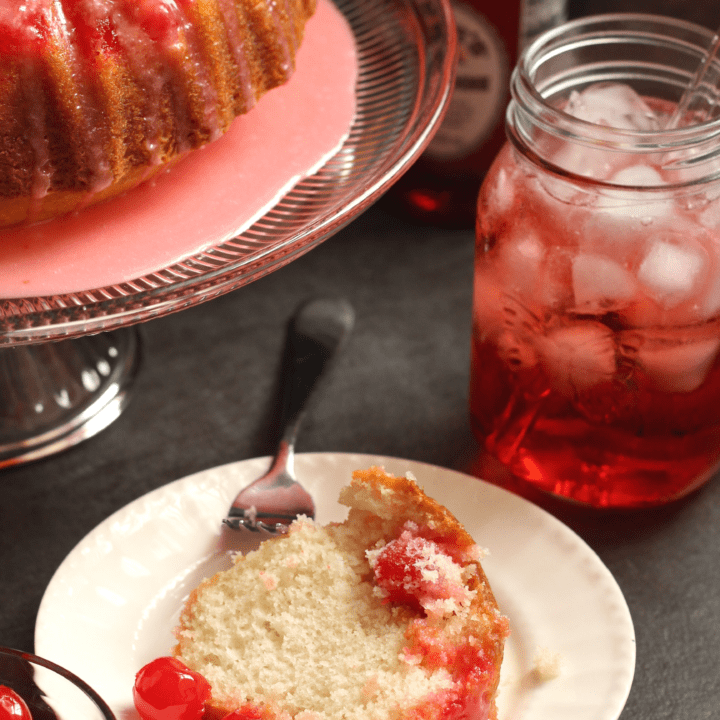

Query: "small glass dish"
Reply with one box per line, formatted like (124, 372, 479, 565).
(0, 646, 115, 720)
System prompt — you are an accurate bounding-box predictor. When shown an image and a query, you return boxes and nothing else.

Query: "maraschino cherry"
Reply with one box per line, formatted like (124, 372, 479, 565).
(133, 657, 211, 720)
(0, 686, 32, 720)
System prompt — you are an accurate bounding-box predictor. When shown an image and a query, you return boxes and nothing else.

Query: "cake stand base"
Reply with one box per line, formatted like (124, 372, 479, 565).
(0, 328, 140, 469)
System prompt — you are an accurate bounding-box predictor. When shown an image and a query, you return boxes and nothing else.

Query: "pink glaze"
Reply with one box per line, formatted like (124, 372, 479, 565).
(0, 0, 51, 53)
(0, 0, 356, 298)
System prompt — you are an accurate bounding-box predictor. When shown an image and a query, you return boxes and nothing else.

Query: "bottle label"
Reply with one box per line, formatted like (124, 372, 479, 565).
(425, 1, 509, 162)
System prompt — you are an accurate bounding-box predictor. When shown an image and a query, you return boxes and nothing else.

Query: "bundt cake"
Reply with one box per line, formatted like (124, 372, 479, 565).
(134, 467, 509, 720)
(0, 0, 316, 228)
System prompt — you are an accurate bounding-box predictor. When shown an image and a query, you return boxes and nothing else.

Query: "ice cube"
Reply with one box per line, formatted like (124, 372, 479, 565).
(622, 330, 720, 392)
(689, 228, 720, 320)
(572, 254, 636, 310)
(580, 211, 646, 268)
(490, 166, 515, 217)
(535, 321, 616, 396)
(498, 231, 545, 293)
(610, 164, 665, 187)
(550, 142, 621, 182)
(564, 82, 660, 131)
(594, 197, 671, 224)
(637, 240, 706, 307)
(592, 164, 672, 224)
(493, 230, 571, 312)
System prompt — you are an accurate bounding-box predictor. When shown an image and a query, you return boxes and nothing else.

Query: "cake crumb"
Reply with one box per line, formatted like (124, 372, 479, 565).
(361, 676, 380, 699)
(466, 544, 489, 562)
(258, 571, 278, 590)
(533, 646, 562, 680)
(296, 711, 323, 720)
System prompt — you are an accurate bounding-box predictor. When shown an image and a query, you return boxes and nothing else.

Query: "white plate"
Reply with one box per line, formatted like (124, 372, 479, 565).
(35, 453, 635, 720)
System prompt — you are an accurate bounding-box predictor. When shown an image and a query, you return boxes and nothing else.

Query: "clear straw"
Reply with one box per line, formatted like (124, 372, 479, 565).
(666, 28, 720, 129)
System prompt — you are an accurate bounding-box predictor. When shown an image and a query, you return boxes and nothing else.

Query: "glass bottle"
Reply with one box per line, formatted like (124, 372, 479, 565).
(390, 0, 567, 227)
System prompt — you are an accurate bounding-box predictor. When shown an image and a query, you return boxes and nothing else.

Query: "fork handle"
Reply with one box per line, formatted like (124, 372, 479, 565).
(279, 333, 329, 452)
(277, 297, 354, 457)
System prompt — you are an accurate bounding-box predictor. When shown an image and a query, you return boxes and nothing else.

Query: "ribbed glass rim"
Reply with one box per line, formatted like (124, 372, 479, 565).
(0, 0, 457, 344)
(508, 12, 720, 187)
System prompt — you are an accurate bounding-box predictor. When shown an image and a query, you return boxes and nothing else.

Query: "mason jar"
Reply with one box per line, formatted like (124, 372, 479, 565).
(470, 14, 720, 507)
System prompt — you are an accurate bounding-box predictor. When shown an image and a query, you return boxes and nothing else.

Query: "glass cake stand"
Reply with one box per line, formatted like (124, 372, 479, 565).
(0, 0, 456, 467)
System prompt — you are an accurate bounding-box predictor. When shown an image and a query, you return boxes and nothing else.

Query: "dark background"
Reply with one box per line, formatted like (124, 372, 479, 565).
(1, 2, 719, 720)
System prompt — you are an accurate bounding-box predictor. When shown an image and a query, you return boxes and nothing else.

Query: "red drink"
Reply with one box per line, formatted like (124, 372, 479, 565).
(470, 16, 720, 507)
(472, 142, 720, 507)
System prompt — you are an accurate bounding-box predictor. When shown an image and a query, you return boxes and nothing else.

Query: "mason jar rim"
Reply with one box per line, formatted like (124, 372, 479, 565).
(507, 12, 720, 187)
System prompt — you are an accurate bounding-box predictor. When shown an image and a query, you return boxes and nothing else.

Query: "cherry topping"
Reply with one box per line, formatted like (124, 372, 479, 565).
(0, 3, 50, 56)
(130, 0, 184, 43)
(372, 531, 456, 611)
(133, 657, 211, 720)
(0, 686, 32, 720)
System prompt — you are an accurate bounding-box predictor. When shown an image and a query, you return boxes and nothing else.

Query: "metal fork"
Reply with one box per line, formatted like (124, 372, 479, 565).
(223, 297, 355, 534)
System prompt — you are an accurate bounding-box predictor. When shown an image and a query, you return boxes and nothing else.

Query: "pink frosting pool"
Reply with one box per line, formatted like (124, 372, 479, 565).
(0, 0, 357, 298)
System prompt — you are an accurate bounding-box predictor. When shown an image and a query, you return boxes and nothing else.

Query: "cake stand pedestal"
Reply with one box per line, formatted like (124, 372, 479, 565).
(0, 330, 140, 468)
(0, 0, 456, 467)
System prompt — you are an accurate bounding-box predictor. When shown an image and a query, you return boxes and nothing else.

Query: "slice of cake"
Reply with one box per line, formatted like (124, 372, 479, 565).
(172, 466, 508, 720)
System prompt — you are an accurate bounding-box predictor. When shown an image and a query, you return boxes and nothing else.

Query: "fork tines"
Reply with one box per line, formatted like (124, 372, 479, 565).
(222, 516, 289, 534)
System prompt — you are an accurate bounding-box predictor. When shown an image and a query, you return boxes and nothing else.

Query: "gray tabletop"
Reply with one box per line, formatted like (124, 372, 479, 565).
(1, 200, 718, 719)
